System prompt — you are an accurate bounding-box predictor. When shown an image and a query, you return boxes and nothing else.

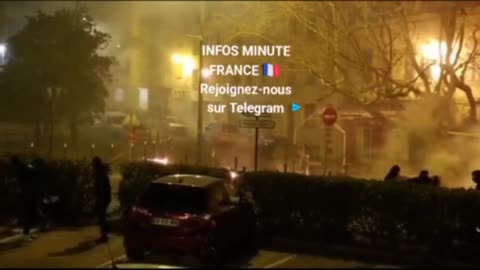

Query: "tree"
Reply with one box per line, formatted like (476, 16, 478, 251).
(205, 1, 480, 127)
(1, 8, 115, 156)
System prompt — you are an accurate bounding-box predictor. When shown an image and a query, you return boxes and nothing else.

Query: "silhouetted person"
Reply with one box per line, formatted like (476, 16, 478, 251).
(410, 170, 431, 185)
(10, 155, 38, 241)
(472, 170, 480, 190)
(92, 156, 111, 243)
(384, 165, 401, 181)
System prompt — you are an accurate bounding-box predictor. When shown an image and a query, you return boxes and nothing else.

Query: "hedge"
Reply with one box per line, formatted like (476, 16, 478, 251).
(240, 172, 480, 254)
(118, 163, 480, 259)
(118, 161, 230, 211)
(0, 157, 95, 225)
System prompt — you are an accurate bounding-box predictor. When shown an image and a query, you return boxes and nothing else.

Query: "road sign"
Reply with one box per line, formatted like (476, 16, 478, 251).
(322, 106, 337, 127)
(242, 112, 272, 118)
(239, 119, 276, 129)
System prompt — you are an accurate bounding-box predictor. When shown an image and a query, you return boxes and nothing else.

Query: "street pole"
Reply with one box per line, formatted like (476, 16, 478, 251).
(254, 116, 259, 171)
(334, 123, 347, 174)
(63, 143, 67, 159)
(196, 37, 204, 166)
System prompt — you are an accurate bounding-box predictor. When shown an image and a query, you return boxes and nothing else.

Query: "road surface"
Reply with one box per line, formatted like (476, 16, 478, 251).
(0, 225, 398, 268)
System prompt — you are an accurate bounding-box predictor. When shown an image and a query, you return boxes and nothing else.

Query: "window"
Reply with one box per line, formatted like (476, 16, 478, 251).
(138, 88, 149, 111)
(114, 88, 124, 102)
(363, 127, 372, 158)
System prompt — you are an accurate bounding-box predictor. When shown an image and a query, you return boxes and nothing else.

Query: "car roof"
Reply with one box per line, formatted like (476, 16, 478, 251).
(152, 174, 223, 188)
(115, 263, 184, 269)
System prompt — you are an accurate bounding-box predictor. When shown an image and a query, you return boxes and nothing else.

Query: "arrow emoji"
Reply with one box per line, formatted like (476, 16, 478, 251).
(292, 103, 301, 112)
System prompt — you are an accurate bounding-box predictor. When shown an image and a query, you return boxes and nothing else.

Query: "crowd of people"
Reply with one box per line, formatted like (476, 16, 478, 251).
(384, 164, 477, 188)
(8, 155, 111, 243)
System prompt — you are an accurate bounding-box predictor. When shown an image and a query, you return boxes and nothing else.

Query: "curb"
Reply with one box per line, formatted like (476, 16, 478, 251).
(268, 238, 478, 268)
(0, 228, 39, 244)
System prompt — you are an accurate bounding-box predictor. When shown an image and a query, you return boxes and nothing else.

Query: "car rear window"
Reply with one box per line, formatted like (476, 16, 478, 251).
(140, 184, 208, 214)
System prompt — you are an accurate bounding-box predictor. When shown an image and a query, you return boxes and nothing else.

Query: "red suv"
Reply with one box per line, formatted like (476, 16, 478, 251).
(123, 174, 257, 263)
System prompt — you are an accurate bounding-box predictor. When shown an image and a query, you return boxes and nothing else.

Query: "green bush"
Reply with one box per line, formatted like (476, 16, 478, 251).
(0, 158, 95, 225)
(240, 171, 480, 251)
(118, 162, 230, 211)
(116, 165, 480, 256)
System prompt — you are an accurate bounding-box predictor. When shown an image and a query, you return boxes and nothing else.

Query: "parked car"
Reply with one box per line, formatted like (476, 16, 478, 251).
(204, 122, 249, 146)
(123, 174, 257, 263)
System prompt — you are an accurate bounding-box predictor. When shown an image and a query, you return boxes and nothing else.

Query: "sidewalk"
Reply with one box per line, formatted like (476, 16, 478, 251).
(0, 202, 120, 246)
(0, 171, 123, 245)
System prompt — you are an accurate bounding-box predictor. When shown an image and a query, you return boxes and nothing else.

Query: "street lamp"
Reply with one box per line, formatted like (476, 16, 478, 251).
(0, 43, 6, 65)
(172, 34, 204, 166)
(171, 54, 195, 77)
(201, 68, 210, 79)
(187, 35, 204, 166)
(182, 58, 195, 77)
(172, 53, 184, 64)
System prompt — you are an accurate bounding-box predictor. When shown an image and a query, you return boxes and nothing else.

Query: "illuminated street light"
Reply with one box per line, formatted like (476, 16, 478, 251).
(182, 57, 195, 76)
(172, 53, 196, 77)
(420, 39, 458, 81)
(0, 43, 6, 65)
(201, 68, 210, 79)
(172, 53, 183, 64)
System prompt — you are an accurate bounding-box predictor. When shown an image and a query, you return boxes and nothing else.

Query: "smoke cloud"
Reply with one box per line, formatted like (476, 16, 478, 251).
(368, 94, 477, 188)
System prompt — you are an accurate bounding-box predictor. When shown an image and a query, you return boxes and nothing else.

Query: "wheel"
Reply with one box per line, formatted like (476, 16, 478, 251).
(126, 248, 145, 261)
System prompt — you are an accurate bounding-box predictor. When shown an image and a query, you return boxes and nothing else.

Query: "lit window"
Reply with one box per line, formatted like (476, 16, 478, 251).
(139, 88, 149, 111)
(114, 88, 124, 102)
(363, 127, 372, 158)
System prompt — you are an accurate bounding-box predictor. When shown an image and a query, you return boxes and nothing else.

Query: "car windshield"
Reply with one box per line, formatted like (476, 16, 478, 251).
(170, 127, 188, 137)
(108, 116, 125, 125)
(140, 184, 208, 214)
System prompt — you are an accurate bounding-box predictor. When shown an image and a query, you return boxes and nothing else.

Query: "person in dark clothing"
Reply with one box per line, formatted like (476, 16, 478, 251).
(472, 170, 480, 190)
(384, 165, 401, 181)
(410, 170, 431, 185)
(92, 156, 111, 243)
(10, 155, 38, 241)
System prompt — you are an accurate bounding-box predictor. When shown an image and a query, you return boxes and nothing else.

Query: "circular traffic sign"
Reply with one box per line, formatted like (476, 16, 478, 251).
(322, 106, 337, 127)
